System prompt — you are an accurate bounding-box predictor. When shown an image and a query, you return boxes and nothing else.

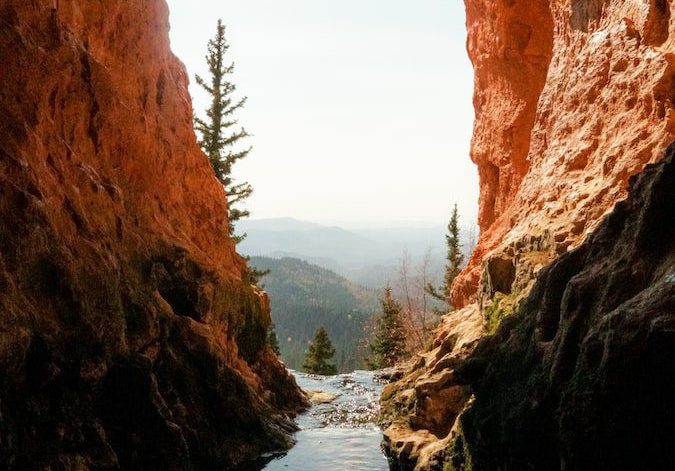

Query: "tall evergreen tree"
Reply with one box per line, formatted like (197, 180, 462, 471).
(268, 322, 281, 356)
(368, 288, 407, 369)
(194, 19, 252, 244)
(426, 203, 464, 309)
(303, 326, 338, 375)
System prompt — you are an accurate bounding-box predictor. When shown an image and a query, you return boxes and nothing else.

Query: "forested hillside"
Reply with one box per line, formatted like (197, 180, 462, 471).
(250, 257, 379, 372)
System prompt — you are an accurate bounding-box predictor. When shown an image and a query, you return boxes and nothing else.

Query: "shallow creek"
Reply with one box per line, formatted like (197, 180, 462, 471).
(256, 370, 389, 470)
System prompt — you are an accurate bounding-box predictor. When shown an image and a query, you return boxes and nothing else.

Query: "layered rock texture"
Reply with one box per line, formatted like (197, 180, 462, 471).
(0, 1, 305, 469)
(383, 0, 674, 469)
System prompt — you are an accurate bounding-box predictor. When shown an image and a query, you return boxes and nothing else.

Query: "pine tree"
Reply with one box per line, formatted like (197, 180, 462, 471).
(268, 322, 281, 356)
(303, 326, 338, 375)
(426, 203, 464, 309)
(194, 19, 252, 244)
(368, 288, 407, 369)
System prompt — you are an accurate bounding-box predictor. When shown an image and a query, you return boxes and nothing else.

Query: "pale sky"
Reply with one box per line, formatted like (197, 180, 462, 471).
(167, 0, 478, 227)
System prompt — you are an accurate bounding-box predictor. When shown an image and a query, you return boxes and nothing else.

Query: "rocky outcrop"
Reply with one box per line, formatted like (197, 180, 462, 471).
(454, 144, 675, 470)
(381, 306, 484, 470)
(383, 144, 674, 471)
(453, 0, 674, 307)
(0, 1, 305, 469)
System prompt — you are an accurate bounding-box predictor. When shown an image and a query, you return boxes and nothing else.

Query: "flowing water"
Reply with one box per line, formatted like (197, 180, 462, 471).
(255, 370, 389, 470)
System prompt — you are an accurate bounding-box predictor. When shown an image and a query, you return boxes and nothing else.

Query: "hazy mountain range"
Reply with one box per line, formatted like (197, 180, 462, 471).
(238, 217, 470, 288)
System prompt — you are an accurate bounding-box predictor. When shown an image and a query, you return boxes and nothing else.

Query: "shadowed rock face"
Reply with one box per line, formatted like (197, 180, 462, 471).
(456, 144, 675, 470)
(382, 143, 674, 470)
(0, 1, 305, 469)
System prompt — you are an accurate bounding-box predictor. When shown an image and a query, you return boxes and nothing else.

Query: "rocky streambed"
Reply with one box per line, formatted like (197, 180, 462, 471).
(248, 370, 390, 470)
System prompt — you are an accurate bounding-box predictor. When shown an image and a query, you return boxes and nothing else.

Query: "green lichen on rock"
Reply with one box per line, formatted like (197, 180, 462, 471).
(443, 429, 473, 471)
(483, 291, 522, 335)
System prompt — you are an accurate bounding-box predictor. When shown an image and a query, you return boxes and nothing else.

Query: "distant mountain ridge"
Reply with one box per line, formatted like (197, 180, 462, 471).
(238, 219, 383, 267)
(238, 217, 325, 232)
(238, 217, 461, 288)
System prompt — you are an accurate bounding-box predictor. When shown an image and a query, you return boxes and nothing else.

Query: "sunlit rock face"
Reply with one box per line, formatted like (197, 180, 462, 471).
(453, 0, 674, 307)
(0, 1, 305, 468)
(380, 306, 485, 470)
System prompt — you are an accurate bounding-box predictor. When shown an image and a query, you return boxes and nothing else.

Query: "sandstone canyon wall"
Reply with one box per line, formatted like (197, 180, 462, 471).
(454, 0, 673, 307)
(0, 1, 305, 469)
(382, 0, 673, 469)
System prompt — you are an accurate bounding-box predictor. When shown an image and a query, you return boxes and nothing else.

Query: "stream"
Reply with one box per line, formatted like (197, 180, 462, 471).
(254, 370, 389, 470)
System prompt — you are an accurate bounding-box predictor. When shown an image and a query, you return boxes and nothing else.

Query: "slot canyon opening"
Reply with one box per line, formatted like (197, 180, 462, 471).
(167, 0, 481, 375)
(3, 0, 672, 470)
(165, 3, 481, 468)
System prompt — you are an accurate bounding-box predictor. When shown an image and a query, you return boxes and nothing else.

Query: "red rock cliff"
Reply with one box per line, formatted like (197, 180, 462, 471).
(454, 0, 674, 306)
(0, 1, 304, 468)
